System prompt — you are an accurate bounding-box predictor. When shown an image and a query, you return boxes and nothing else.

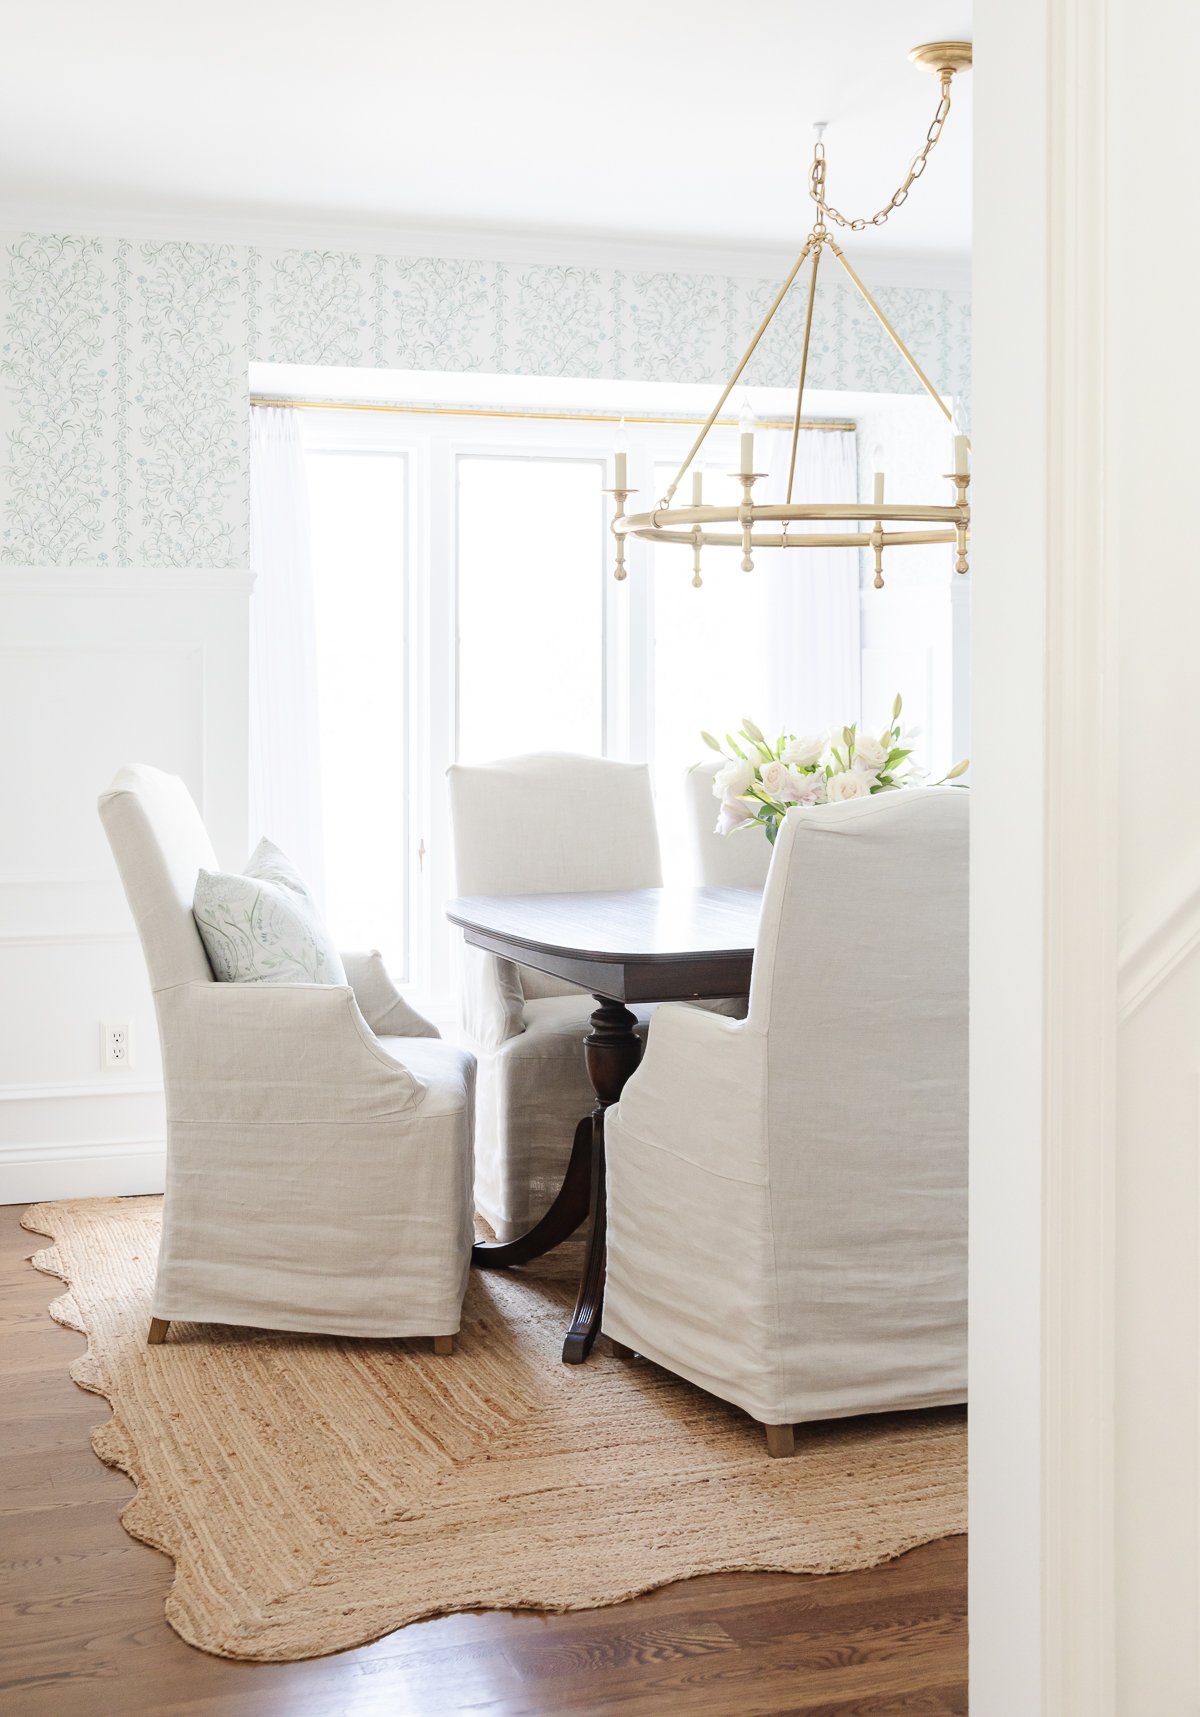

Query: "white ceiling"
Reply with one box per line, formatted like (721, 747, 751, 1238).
(1, 1, 972, 273)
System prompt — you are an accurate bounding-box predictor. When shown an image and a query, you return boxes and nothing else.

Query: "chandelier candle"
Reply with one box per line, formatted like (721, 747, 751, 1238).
(739, 402, 756, 475)
(609, 40, 973, 588)
(613, 416, 628, 491)
(605, 416, 636, 581)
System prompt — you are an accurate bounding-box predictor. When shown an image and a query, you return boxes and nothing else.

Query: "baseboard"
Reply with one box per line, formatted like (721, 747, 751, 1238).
(1, 1138, 165, 1206)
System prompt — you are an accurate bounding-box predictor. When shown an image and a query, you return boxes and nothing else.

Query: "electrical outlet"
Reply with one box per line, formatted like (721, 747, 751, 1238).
(101, 1022, 131, 1069)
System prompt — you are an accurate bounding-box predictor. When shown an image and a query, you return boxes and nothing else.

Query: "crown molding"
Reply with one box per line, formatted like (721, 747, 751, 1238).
(0, 200, 972, 293)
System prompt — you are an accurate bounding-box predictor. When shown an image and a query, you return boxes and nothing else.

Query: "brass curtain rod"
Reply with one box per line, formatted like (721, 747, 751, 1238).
(249, 397, 856, 432)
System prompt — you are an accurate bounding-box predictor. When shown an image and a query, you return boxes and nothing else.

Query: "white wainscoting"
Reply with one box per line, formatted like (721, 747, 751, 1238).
(0, 568, 251, 1204)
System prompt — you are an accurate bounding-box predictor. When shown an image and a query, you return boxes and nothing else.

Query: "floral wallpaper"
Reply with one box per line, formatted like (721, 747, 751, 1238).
(1, 233, 970, 568)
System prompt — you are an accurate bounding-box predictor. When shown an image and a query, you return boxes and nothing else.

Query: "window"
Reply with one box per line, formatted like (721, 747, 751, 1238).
(306, 449, 409, 977)
(650, 460, 772, 875)
(457, 455, 605, 763)
(285, 374, 888, 1014)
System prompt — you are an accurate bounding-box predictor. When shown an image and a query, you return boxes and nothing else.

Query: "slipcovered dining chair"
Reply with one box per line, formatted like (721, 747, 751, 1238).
(447, 752, 662, 1240)
(683, 758, 772, 887)
(99, 764, 475, 1349)
(603, 787, 968, 1455)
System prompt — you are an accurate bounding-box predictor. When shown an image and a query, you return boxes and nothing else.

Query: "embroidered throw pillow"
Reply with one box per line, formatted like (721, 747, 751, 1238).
(193, 838, 348, 986)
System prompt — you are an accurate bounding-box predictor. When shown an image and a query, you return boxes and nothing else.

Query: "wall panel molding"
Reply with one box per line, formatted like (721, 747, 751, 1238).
(1038, 0, 1117, 1710)
(0, 1079, 161, 1102)
(1118, 859, 1200, 1020)
(0, 930, 137, 948)
(0, 567, 255, 594)
(0, 565, 247, 1199)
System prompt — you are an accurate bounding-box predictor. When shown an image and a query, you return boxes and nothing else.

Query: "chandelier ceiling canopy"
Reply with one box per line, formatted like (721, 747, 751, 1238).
(609, 40, 973, 590)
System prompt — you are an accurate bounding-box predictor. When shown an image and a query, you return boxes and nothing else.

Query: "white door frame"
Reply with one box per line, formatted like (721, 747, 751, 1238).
(971, 1, 1115, 1712)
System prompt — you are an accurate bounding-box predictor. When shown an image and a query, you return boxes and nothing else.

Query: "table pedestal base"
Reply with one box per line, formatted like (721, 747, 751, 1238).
(562, 997, 642, 1363)
(469, 995, 643, 1364)
(470, 1115, 592, 1270)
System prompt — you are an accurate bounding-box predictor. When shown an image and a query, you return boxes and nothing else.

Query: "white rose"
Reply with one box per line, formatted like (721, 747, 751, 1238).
(771, 764, 822, 804)
(853, 733, 889, 773)
(826, 770, 873, 803)
(758, 759, 790, 799)
(712, 758, 755, 800)
(715, 793, 755, 835)
(789, 769, 827, 805)
(780, 734, 825, 768)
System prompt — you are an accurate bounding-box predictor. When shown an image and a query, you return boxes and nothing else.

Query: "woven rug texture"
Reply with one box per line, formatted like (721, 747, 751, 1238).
(22, 1195, 966, 1662)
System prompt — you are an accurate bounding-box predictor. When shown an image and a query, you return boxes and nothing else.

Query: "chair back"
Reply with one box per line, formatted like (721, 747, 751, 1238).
(448, 753, 663, 896)
(683, 759, 772, 888)
(748, 788, 968, 1368)
(448, 752, 663, 1002)
(98, 765, 218, 993)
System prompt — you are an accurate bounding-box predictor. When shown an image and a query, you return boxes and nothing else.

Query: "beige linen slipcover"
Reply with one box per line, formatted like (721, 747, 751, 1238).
(683, 757, 772, 888)
(447, 753, 662, 1240)
(603, 788, 968, 1431)
(99, 765, 475, 1340)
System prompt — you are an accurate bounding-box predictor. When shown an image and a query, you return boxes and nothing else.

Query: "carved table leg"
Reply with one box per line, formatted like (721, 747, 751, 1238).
(562, 996, 643, 1364)
(471, 1114, 593, 1270)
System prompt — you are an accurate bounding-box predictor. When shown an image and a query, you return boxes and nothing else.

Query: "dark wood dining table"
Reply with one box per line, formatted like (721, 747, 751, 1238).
(445, 885, 761, 1363)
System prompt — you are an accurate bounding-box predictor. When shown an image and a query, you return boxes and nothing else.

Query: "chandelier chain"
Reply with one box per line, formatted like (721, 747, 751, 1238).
(810, 76, 952, 232)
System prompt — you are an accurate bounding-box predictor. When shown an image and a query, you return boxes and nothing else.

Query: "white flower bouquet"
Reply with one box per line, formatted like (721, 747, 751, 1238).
(702, 695, 969, 845)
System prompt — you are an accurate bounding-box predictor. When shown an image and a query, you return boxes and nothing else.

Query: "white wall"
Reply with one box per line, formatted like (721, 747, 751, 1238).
(970, 4, 1048, 1706)
(973, 0, 1200, 1710)
(1109, 0, 1200, 1698)
(0, 569, 251, 1203)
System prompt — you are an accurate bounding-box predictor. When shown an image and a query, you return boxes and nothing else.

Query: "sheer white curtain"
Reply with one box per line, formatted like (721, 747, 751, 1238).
(248, 405, 326, 900)
(649, 423, 861, 881)
(759, 426, 861, 737)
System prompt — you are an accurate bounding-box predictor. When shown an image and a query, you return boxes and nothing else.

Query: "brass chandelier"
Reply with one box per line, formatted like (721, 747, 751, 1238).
(609, 40, 973, 590)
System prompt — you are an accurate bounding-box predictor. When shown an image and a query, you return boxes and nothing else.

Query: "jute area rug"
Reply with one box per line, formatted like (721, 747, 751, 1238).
(24, 1196, 966, 1663)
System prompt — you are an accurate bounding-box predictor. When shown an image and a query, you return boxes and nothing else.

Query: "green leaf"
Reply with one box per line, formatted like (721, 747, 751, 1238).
(726, 734, 748, 759)
(747, 786, 785, 813)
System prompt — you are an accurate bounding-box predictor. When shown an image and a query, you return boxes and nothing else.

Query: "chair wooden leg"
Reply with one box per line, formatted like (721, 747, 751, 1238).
(147, 1317, 171, 1346)
(764, 1422, 796, 1458)
(432, 1334, 455, 1355)
(609, 1338, 636, 1361)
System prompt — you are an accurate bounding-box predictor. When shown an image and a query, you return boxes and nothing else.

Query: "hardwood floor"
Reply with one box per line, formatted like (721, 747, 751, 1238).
(0, 1204, 966, 1716)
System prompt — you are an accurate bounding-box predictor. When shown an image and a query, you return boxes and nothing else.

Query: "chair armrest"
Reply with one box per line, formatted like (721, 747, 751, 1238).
(340, 949, 439, 1039)
(457, 942, 525, 1052)
(157, 981, 427, 1124)
(614, 1003, 768, 1183)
